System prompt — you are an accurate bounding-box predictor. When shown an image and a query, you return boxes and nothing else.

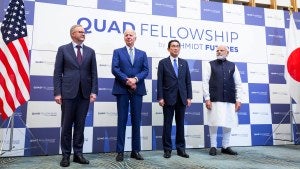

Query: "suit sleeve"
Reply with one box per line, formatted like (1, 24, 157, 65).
(53, 46, 64, 96)
(91, 49, 98, 95)
(157, 60, 163, 100)
(111, 49, 129, 85)
(135, 51, 149, 82)
(185, 61, 192, 99)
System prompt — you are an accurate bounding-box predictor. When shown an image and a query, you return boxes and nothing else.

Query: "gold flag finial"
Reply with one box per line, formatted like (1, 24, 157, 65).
(288, 6, 294, 15)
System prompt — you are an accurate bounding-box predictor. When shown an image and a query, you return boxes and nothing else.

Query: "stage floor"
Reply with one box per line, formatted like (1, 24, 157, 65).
(1, 145, 300, 169)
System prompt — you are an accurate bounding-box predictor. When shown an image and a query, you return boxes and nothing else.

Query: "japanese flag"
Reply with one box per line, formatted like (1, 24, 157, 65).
(285, 14, 300, 110)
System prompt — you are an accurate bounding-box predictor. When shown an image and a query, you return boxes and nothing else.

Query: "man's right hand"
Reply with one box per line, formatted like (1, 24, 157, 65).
(205, 100, 212, 110)
(55, 95, 62, 105)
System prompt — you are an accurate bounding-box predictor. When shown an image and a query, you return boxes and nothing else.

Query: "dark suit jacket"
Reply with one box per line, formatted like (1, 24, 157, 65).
(157, 57, 192, 105)
(53, 42, 98, 99)
(111, 46, 149, 96)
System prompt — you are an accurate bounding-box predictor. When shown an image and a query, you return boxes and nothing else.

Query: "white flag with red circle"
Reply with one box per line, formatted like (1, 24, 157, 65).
(285, 14, 300, 109)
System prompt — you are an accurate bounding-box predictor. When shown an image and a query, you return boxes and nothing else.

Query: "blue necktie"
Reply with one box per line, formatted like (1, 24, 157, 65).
(129, 48, 134, 64)
(173, 59, 178, 77)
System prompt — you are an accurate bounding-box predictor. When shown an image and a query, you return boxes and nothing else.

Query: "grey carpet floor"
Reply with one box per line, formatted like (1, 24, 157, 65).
(1, 145, 300, 169)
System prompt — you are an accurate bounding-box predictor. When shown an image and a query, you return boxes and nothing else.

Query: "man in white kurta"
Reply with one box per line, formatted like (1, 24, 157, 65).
(202, 45, 243, 156)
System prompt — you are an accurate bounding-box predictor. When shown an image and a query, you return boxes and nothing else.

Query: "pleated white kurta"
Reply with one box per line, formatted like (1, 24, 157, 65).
(202, 61, 243, 129)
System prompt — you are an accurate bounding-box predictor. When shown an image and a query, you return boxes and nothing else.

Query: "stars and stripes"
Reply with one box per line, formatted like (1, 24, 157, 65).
(0, 0, 30, 120)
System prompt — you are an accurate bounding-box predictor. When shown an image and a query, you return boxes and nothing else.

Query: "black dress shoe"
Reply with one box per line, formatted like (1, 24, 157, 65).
(209, 147, 217, 156)
(163, 151, 171, 158)
(221, 147, 238, 155)
(130, 151, 144, 160)
(116, 153, 124, 162)
(177, 150, 189, 158)
(73, 155, 89, 164)
(60, 156, 70, 167)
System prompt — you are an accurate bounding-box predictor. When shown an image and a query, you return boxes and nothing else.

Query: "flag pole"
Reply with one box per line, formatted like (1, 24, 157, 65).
(0, 114, 14, 155)
(288, 6, 294, 142)
(286, 5, 300, 143)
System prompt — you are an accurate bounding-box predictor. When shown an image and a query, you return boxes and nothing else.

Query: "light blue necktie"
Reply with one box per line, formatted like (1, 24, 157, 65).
(129, 48, 134, 64)
(173, 59, 178, 77)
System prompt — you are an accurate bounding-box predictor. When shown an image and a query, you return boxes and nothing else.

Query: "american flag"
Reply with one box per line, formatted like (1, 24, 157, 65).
(0, 0, 30, 120)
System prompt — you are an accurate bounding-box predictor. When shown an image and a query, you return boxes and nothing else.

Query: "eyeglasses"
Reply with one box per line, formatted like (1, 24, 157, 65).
(76, 31, 85, 34)
(216, 50, 225, 52)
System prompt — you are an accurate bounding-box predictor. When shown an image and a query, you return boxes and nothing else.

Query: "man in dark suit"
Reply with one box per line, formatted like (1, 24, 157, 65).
(111, 28, 149, 162)
(157, 39, 192, 159)
(53, 25, 98, 167)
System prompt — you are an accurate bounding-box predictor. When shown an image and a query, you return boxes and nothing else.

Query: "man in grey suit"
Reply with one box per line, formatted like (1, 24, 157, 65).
(53, 25, 98, 167)
(157, 39, 192, 159)
(112, 28, 149, 162)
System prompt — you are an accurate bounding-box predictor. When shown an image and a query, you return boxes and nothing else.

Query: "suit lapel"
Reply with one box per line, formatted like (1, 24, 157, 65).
(68, 43, 80, 67)
(166, 57, 177, 78)
(122, 47, 132, 65)
(178, 58, 183, 78)
(82, 45, 89, 65)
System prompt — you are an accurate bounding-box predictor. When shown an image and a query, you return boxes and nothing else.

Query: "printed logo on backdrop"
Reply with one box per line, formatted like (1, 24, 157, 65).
(152, 80, 157, 102)
(185, 125, 204, 148)
(93, 102, 117, 127)
(97, 78, 114, 101)
(185, 103, 203, 125)
(271, 104, 290, 124)
(238, 103, 250, 124)
(24, 0, 35, 25)
(141, 103, 152, 126)
(244, 6, 265, 26)
(93, 127, 117, 153)
(201, 1, 223, 22)
(78, 16, 239, 54)
(152, 126, 163, 150)
(284, 11, 300, 29)
(98, 0, 125, 12)
(250, 104, 272, 124)
(30, 76, 54, 101)
(188, 59, 202, 81)
(152, 0, 177, 17)
(235, 62, 248, 83)
(249, 84, 270, 103)
(85, 105, 94, 127)
(268, 65, 285, 84)
(251, 124, 273, 146)
(24, 128, 60, 156)
(265, 27, 286, 46)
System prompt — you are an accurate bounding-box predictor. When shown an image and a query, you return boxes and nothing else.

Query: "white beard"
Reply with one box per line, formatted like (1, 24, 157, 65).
(217, 55, 227, 60)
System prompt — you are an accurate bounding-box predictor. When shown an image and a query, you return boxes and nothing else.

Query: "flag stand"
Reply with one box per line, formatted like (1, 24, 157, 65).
(0, 113, 47, 156)
(264, 97, 300, 145)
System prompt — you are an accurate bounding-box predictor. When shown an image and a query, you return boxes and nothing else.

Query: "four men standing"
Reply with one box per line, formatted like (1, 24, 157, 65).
(54, 25, 241, 166)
